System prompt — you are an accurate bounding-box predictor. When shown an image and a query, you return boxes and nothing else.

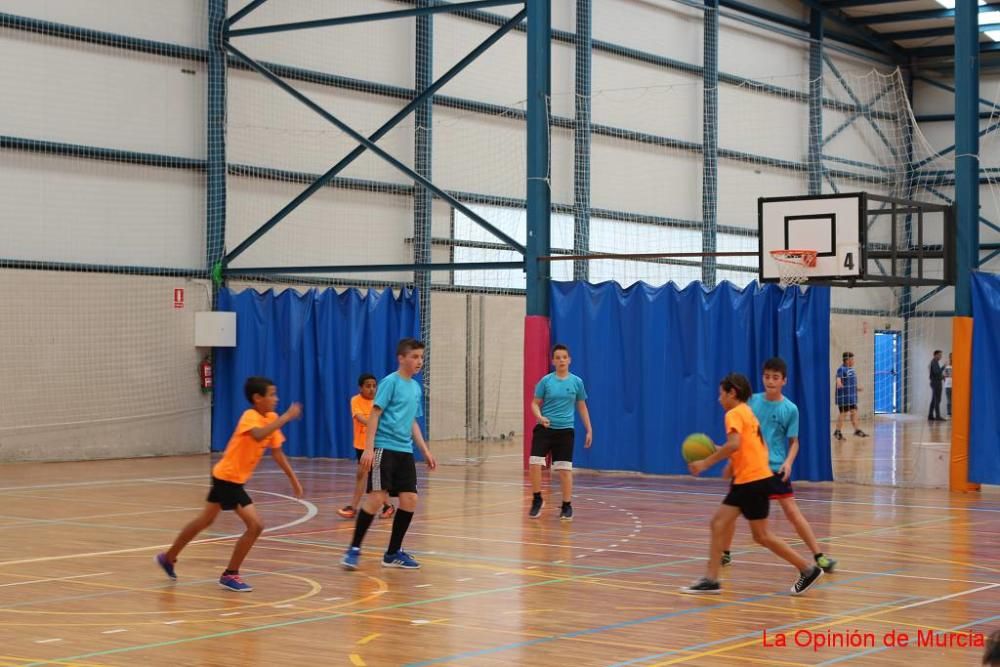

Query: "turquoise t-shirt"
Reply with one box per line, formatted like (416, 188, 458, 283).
(534, 372, 587, 430)
(748, 392, 799, 472)
(373, 372, 423, 453)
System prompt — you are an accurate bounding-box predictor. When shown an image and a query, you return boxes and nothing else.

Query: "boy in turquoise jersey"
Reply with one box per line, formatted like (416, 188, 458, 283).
(720, 357, 837, 573)
(341, 338, 436, 570)
(529, 344, 593, 521)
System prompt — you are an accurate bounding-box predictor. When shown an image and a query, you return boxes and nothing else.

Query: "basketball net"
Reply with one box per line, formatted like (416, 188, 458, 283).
(770, 249, 817, 289)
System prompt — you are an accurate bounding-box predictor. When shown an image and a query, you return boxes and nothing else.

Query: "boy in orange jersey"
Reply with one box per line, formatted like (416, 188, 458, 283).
(338, 373, 394, 520)
(682, 372, 823, 596)
(156, 376, 303, 592)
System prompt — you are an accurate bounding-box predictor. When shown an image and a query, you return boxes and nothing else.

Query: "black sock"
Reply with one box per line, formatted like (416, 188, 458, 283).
(223, 569, 238, 576)
(533, 492, 542, 501)
(386, 509, 414, 555)
(723, 550, 731, 556)
(562, 501, 571, 508)
(351, 508, 376, 549)
(814, 553, 824, 560)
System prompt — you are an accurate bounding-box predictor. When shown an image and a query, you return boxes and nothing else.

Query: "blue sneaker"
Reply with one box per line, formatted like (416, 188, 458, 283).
(382, 550, 421, 569)
(342, 546, 361, 570)
(218, 573, 253, 592)
(155, 553, 176, 581)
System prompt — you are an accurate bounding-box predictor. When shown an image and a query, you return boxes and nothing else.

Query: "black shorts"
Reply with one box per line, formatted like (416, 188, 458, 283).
(722, 477, 772, 520)
(206, 477, 253, 511)
(367, 449, 418, 495)
(768, 473, 794, 499)
(837, 403, 857, 413)
(529, 425, 575, 470)
(354, 448, 364, 462)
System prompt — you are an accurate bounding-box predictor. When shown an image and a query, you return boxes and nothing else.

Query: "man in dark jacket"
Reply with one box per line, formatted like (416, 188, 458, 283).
(928, 350, 945, 421)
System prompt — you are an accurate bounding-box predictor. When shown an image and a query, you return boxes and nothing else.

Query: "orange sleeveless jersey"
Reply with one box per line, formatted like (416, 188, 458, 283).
(725, 403, 773, 485)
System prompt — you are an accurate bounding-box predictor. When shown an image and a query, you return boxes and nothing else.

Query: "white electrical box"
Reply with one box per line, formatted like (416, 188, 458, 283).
(195, 312, 237, 347)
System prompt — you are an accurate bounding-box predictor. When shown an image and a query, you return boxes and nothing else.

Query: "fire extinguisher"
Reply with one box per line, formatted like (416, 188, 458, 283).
(199, 356, 213, 393)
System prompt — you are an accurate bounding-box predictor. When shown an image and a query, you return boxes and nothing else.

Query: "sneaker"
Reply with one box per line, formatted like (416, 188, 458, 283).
(833, 430, 844, 441)
(816, 554, 837, 573)
(341, 546, 361, 570)
(154, 553, 176, 581)
(380, 503, 395, 520)
(382, 550, 421, 569)
(218, 574, 253, 592)
(791, 566, 823, 595)
(854, 429, 868, 437)
(559, 504, 573, 522)
(529, 495, 544, 519)
(681, 578, 721, 595)
(720, 552, 733, 567)
(336, 505, 356, 519)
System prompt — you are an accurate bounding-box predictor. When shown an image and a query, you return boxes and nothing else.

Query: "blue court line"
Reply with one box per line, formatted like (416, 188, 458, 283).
(402, 569, 905, 667)
(605, 594, 926, 667)
(816, 612, 1000, 665)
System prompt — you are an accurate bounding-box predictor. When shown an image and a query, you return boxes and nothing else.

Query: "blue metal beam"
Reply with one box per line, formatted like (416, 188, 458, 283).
(824, 0, 918, 7)
(227, 0, 269, 27)
(955, 1, 980, 317)
(573, 0, 592, 282)
(911, 118, 1000, 171)
(915, 112, 996, 122)
(703, 0, 719, 288)
(913, 285, 947, 310)
(914, 75, 1000, 112)
(229, 261, 526, 274)
(228, 0, 522, 37)
(809, 8, 823, 196)
(0, 135, 203, 169)
(0, 258, 207, 278)
(2, 10, 889, 123)
(222, 10, 527, 265)
(15, 119, 880, 266)
(0, 11, 206, 61)
(414, 0, 434, 430)
(824, 55, 898, 161)
(207, 0, 227, 294)
(821, 84, 893, 146)
(909, 40, 1000, 58)
(853, 3, 1000, 24)
(799, 0, 906, 59)
(525, 0, 551, 316)
(882, 23, 1000, 41)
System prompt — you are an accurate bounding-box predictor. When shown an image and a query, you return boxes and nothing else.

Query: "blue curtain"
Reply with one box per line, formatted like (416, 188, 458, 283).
(971, 272, 1000, 484)
(549, 281, 832, 480)
(212, 287, 420, 458)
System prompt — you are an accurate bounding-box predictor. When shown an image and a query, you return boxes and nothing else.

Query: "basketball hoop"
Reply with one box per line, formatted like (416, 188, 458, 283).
(770, 249, 817, 288)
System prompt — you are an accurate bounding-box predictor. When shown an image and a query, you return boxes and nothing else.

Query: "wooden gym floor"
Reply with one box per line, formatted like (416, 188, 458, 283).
(0, 418, 997, 666)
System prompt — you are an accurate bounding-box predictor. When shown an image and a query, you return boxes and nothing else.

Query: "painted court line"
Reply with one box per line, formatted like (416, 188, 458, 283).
(0, 572, 111, 588)
(0, 491, 317, 567)
(405, 571, 907, 667)
(19, 559, 894, 666)
(634, 583, 1000, 666)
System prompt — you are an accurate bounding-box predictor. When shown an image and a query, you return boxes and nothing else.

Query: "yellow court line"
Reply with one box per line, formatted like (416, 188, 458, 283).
(356, 633, 381, 646)
(646, 582, 1000, 666)
(0, 657, 114, 667)
(0, 572, 323, 616)
(348, 654, 367, 666)
(345, 612, 671, 654)
(827, 533, 1000, 574)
